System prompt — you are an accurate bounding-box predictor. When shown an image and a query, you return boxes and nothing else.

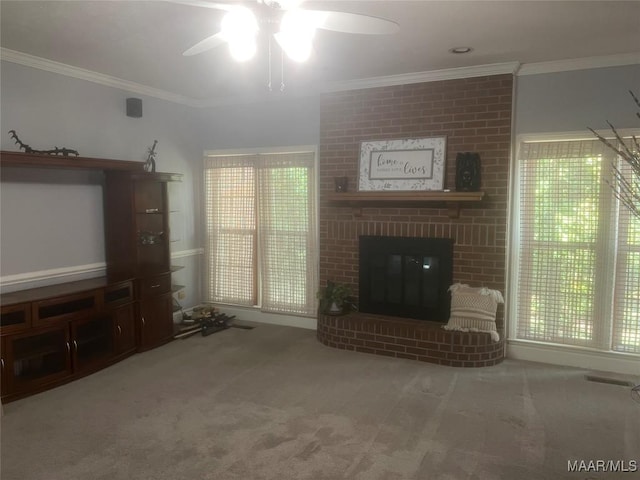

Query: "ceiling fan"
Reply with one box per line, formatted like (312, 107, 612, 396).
(169, 0, 399, 62)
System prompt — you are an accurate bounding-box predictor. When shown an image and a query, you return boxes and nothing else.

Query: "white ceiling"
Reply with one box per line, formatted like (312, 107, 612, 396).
(1, 0, 639, 105)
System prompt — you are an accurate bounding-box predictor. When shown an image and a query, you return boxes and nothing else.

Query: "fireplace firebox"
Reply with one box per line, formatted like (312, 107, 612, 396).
(359, 236, 453, 322)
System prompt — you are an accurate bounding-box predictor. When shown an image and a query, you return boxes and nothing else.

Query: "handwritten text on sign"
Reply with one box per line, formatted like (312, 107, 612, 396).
(369, 149, 434, 180)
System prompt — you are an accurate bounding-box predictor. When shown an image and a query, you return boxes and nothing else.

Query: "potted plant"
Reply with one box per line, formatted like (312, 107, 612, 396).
(317, 280, 356, 315)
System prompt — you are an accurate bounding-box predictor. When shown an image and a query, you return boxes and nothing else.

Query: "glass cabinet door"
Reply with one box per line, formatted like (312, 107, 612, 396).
(71, 316, 114, 373)
(5, 325, 72, 393)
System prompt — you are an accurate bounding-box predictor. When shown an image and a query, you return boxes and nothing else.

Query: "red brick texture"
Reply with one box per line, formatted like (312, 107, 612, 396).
(318, 313, 505, 368)
(317, 75, 512, 364)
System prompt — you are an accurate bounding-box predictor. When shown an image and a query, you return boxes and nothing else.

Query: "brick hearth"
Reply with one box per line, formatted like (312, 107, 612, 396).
(318, 74, 512, 363)
(318, 313, 504, 367)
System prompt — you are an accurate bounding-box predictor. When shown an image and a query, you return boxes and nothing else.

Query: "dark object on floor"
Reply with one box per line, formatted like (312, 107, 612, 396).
(201, 321, 226, 337)
(201, 314, 237, 336)
(8, 130, 79, 156)
(584, 375, 635, 387)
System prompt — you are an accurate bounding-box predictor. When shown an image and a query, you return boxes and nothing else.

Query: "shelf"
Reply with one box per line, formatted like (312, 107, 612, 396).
(172, 284, 186, 293)
(170, 265, 185, 273)
(14, 346, 64, 362)
(326, 190, 485, 218)
(1, 151, 144, 171)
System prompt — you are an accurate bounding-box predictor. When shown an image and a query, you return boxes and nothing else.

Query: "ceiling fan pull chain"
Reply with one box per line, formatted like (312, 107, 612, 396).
(268, 36, 273, 92)
(280, 49, 285, 92)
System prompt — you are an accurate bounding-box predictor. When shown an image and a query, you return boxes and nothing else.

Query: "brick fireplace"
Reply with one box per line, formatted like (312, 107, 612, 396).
(318, 74, 512, 366)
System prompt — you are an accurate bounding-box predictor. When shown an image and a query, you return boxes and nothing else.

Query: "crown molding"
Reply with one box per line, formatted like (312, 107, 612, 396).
(322, 62, 521, 93)
(518, 52, 640, 76)
(1, 48, 201, 108)
(4, 46, 639, 106)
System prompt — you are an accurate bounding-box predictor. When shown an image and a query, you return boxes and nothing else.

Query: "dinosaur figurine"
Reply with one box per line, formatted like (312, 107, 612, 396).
(8, 130, 79, 156)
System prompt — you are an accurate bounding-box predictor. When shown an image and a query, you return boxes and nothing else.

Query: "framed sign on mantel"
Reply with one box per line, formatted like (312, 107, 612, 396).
(358, 136, 447, 191)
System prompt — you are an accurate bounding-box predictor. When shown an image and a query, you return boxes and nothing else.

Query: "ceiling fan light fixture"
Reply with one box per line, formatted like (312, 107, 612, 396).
(228, 38, 257, 62)
(221, 8, 259, 61)
(274, 32, 312, 62)
(276, 9, 317, 62)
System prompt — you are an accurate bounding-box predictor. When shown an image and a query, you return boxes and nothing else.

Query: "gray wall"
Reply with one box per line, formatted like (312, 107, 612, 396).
(0, 61, 322, 309)
(515, 64, 640, 134)
(0, 61, 202, 308)
(196, 96, 320, 150)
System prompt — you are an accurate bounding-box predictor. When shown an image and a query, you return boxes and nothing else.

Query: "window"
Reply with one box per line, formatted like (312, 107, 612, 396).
(203, 149, 318, 317)
(515, 137, 640, 354)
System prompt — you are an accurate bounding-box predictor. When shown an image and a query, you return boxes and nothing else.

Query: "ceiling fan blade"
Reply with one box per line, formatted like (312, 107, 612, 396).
(165, 0, 237, 12)
(183, 31, 227, 56)
(307, 10, 399, 35)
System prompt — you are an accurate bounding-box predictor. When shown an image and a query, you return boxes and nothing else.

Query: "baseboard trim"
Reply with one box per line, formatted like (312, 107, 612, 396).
(507, 340, 640, 376)
(206, 304, 317, 331)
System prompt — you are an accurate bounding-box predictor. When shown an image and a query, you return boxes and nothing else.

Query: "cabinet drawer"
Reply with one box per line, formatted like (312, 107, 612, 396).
(32, 290, 99, 326)
(139, 274, 171, 298)
(104, 281, 134, 308)
(1, 303, 32, 334)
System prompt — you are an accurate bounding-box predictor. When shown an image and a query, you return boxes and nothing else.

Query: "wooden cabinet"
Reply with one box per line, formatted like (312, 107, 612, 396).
(0, 152, 182, 403)
(0, 278, 136, 403)
(104, 172, 181, 352)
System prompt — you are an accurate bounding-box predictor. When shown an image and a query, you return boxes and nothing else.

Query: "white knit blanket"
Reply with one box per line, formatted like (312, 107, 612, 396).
(443, 283, 504, 342)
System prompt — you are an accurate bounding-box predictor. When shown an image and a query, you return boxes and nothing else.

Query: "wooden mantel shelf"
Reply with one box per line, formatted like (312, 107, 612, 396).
(326, 190, 485, 218)
(1, 150, 145, 171)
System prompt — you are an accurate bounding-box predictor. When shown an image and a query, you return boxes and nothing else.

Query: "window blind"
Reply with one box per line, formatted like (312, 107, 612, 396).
(204, 156, 256, 306)
(203, 150, 318, 317)
(612, 161, 640, 354)
(257, 152, 317, 316)
(516, 139, 640, 353)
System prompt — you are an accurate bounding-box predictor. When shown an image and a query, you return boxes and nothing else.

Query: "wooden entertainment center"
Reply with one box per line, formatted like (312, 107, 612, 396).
(0, 151, 182, 403)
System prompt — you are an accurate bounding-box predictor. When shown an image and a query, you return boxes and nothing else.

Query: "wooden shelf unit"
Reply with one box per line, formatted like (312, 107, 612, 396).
(326, 191, 485, 218)
(0, 150, 182, 402)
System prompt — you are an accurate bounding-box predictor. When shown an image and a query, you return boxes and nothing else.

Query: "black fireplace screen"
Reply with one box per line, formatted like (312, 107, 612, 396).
(359, 236, 454, 322)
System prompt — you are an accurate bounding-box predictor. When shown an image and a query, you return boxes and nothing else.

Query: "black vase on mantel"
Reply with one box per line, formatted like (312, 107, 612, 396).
(455, 152, 481, 191)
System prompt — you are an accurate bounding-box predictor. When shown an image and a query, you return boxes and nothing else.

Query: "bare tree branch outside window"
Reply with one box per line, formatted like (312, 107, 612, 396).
(588, 90, 640, 219)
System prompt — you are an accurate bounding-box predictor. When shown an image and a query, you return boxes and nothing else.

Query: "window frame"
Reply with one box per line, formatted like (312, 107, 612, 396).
(202, 145, 320, 317)
(507, 129, 640, 355)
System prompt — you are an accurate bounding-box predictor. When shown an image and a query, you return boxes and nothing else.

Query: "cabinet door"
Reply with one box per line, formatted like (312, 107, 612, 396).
(70, 315, 114, 374)
(113, 303, 136, 355)
(1, 337, 6, 398)
(139, 292, 174, 351)
(3, 325, 72, 395)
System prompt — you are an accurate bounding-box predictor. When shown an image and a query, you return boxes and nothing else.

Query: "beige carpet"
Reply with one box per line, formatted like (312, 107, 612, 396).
(1, 322, 638, 480)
